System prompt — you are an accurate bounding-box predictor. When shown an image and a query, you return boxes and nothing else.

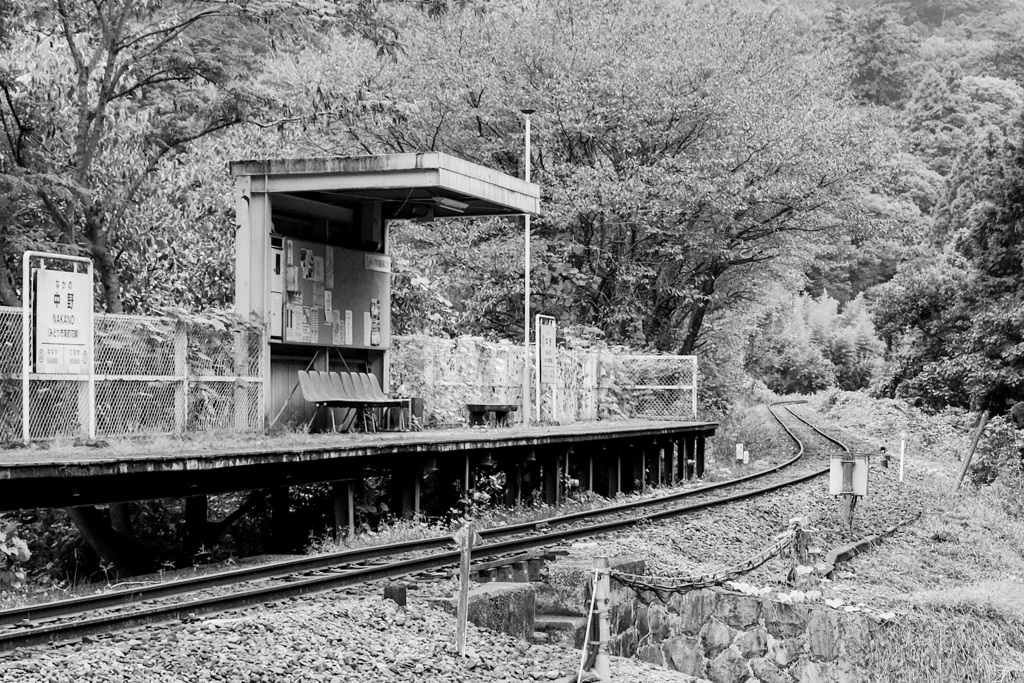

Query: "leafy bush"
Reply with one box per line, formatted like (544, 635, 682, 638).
(0, 518, 31, 591)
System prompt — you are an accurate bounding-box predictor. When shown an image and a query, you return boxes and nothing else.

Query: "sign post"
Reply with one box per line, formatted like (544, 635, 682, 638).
(536, 314, 556, 422)
(22, 252, 95, 443)
(453, 520, 482, 656)
(899, 431, 907, 483)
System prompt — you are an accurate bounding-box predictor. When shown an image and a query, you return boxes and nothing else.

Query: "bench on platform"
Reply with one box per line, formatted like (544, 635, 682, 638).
(466, 403, 519, 427)
(298, 370, 406, 432)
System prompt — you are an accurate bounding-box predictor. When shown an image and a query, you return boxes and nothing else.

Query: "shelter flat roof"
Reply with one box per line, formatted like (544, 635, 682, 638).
(230, 152, 539, 219)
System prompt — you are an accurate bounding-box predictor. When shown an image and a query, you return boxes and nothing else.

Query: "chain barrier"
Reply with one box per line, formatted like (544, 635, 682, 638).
(610, 522, 802, 603)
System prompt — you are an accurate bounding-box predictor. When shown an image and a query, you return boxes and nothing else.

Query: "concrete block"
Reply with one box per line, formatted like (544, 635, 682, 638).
(534, 615, 588, 648)
(537, 555, 644, 616)
(807, 608, 839, 660)
(431, 581, 536, 640)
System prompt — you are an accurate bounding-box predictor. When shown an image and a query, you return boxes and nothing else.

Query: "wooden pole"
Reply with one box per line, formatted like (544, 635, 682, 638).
(454, 521, 481, 656)
(954, 410, 990, 492)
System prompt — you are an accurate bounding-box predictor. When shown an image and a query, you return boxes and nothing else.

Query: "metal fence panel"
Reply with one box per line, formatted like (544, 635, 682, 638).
(0, 307, 23, 442)
(391, 336, 698, 426)
(618, 355, 697, 420)
(0, 307, 265, 441)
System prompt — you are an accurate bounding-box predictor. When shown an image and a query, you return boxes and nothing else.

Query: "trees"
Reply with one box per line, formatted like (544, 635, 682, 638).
(826, 3, 920, 107)
(296, 0, 896, 355)
(873, 112, 1024, 413)
(0, 0, 396, 312)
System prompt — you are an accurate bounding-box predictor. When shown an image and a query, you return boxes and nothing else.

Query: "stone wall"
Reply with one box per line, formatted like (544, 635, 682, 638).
(608, 587, 884, 683)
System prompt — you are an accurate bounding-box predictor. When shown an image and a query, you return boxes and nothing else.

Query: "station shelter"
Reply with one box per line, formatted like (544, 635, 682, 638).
(230, 153, 540, 427)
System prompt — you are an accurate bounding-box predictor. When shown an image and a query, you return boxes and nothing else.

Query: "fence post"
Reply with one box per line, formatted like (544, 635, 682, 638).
(594, 556, 612, 681)
(174, 322, 188, 435)
(234, 329, 248, 432)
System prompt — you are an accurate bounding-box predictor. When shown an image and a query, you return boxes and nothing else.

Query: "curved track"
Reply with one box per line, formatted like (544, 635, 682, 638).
(0, 401, 849, 651)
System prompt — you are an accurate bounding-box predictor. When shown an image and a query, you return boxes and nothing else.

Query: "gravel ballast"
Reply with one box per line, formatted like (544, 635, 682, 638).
(0, 592, 697, 683)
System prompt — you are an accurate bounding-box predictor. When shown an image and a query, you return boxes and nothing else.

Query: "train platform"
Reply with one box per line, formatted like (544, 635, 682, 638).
(0, 419, 717, 513)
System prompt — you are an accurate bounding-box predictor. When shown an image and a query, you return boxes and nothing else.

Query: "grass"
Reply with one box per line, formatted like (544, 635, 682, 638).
(307, 486, 696, 555)
(804, 390, 1024, 682)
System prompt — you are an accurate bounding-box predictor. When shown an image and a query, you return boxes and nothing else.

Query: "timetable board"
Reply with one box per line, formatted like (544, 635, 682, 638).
(278, 238, 390, 349)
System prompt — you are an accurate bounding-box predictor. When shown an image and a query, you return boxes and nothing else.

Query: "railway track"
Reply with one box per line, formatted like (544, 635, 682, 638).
(0, 401, 848, 652)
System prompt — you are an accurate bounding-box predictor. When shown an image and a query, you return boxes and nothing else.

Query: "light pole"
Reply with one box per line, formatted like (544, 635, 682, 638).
(522, 108, 535, 428)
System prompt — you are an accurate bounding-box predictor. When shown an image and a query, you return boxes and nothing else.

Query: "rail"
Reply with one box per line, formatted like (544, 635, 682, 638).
(0, 402, 843, 651)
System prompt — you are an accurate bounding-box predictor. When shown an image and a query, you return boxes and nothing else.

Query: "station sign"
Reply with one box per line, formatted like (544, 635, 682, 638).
(34, 269, 92, 374)
(536, 315, 557, 385)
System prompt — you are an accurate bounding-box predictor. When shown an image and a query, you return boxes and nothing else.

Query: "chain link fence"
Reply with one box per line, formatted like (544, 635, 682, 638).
(390, 335, 698, 427)
(0, 307, 264, 442)
(616, 355, 698, 420)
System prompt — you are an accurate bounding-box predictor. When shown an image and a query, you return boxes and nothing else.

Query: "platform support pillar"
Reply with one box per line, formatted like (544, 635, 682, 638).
(682, 435, 696, 481)
(587, 452, 594, 493)
(668, 439, 678, 486)
(184, 495, 208, 557)
(332, 482, 355, 540)
(615, 451, 622, 496)
(542, 450, 560, 506)
(390, 469, 418, 519)
(654, 440, 664, 486)
(269, 487, 291, 553)
(632, 445, 645, 494)
(696, 433, 706, 479)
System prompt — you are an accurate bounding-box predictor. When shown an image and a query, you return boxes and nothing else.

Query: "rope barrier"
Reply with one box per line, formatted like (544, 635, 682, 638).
(610, 522, 805, 603)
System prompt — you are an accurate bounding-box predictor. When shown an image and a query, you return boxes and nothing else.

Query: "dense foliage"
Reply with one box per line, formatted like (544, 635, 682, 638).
(4, 0, 1024, 574)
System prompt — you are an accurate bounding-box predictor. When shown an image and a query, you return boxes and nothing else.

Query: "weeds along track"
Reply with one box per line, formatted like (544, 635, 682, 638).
(0, 402, 849, 651)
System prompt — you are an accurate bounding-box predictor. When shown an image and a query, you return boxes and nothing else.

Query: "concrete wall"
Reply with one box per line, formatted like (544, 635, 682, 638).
(608, 586, 884, 683)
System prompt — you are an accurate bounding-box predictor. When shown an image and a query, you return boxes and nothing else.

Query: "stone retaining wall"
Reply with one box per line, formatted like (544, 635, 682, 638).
(608, 586, 885, 683)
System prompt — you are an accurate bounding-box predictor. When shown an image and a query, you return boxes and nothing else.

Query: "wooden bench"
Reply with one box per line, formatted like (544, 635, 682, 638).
(298, 370, 405, 432)
(466, 403, 519, 427)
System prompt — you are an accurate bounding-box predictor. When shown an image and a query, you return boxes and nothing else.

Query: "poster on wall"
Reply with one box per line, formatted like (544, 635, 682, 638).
(278, 239, 390, 349)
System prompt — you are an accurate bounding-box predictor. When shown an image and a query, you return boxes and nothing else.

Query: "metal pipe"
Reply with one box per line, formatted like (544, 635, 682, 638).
(522, 109, 534, 428)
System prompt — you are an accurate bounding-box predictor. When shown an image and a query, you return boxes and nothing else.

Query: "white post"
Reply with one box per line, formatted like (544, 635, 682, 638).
(21, 252, 30, 444)
(691, 356, 697, 419)
(534, 312, 541, 422)
(899, 431, 906, 482)
(522, 109, 534, 428)
(85, 260, 95, 440)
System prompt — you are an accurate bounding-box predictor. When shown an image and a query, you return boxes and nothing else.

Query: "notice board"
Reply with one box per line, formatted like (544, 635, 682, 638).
(280, 238, 390, 349)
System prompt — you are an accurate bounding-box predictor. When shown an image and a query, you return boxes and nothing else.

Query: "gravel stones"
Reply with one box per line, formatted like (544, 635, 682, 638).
(0, 593, 696, 683)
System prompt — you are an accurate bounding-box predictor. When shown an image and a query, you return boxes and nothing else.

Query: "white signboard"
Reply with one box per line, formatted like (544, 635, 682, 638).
(364, 253, 391, 273)
(34, 269, 92, 375)
(536, 315, 557, 385)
